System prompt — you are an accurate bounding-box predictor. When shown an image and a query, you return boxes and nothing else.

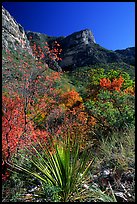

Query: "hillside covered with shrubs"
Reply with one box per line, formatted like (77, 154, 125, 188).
(2, 35, 135, 202)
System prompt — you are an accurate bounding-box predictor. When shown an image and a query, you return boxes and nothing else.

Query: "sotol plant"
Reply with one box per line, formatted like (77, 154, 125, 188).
(11, 134, 94, 202)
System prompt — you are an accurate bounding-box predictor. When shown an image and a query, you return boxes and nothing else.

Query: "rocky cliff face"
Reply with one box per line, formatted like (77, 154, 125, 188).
(57, 29, 97, 69)
(115, 47, 135, 66)
(57, 29, 124, 70)
(26, 29, 124, 71)
(59, 29, 96, 49)
(2, 6, 32, 54)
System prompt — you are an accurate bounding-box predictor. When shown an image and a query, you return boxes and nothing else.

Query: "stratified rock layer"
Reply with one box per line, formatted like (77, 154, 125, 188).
(2, 6, 32, 54)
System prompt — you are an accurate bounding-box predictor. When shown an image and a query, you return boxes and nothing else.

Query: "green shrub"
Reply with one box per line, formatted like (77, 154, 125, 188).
(84, 89, 135, 137)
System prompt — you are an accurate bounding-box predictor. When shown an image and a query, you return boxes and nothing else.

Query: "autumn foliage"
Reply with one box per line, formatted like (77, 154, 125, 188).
(61, 89, 83, 108)
(2, 38, 135, 185)
(30, 39, 62, 62)
(2, 93, 49, 161)
(124, 86, 135, 96)
(100, 76, 124, 92)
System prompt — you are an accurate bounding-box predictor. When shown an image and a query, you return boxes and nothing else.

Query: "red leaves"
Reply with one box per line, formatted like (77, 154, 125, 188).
(88, 116, 97, 126)
(2, 94, 48, 162)
(40, 53, 45, 59)
(111, 76, 124, 91)
(100, 76, 124, 92)
(100, 78, 111, 89)
(2, 94, 24, 160)
(31, 40, 62, 63)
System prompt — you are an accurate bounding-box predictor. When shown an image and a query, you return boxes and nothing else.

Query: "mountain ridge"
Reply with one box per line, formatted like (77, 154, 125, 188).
(2, 6, 135, 71)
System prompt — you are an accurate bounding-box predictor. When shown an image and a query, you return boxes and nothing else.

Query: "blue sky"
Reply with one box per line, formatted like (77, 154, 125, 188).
(2, 2, 135, 51)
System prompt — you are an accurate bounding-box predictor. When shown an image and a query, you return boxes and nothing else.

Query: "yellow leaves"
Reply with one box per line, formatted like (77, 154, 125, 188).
(61, 89, 83, 108)
(50, 72, 61, 80)
(88, 116, 97, 126)
(59, 103, 67, 111)
(124, 86, 135, 96)
(77, 111, 88, 124)
(41, 113, 45, 119)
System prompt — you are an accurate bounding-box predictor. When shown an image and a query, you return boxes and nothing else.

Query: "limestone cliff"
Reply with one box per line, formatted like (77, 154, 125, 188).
(2, 6, 32, 54)
(58, 29, 122, 70)
(26, 28, 135, 71)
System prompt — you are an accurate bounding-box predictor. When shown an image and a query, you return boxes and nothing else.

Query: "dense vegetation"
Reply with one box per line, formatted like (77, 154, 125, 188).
(2, 40, 135, 202)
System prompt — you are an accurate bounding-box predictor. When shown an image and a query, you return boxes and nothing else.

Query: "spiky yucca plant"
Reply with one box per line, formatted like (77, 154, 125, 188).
(12, 135, 94, 202)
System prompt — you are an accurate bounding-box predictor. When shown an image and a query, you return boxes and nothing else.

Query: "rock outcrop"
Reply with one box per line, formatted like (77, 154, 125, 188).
(59, 29, 96, 49)
(57, 29, 123, 70)
(2, 6, 32, 54)
(115, 47, 135, 66)
(26, 29, 123, 71)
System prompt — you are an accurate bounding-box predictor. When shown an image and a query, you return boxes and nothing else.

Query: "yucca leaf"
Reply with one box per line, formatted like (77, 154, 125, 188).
(12, 162, 52, 184)
(12, 134, 97, 202)
(50, 152, 64, 187)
